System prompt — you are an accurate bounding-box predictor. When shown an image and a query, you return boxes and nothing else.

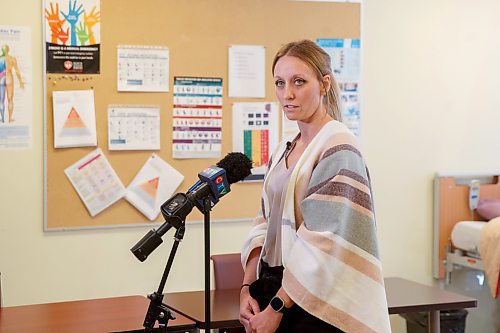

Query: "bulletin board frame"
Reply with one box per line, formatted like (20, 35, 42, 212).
(43, 0, 361, 231)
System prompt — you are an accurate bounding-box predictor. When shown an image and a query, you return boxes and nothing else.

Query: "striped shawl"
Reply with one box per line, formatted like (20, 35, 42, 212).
(241, 120, 391, 333)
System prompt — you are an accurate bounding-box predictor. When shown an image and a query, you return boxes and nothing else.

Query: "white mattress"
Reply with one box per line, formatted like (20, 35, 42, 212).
(451, 221, 488, 253)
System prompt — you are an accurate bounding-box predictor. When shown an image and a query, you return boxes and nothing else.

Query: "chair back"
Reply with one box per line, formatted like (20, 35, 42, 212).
(211, 253, 244, 290)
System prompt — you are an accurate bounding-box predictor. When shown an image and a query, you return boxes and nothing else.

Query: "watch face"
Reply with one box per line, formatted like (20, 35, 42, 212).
(270, 296, 285, 313)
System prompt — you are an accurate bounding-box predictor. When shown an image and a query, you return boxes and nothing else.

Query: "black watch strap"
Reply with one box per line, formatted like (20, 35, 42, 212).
(270, 295, 289, 314)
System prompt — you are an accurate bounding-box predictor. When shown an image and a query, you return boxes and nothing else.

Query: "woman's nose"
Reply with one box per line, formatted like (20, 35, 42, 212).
(284, 85, 294, 99)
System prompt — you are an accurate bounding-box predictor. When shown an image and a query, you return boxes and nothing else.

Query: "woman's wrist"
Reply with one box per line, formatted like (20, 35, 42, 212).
(240, 283, 251, 291)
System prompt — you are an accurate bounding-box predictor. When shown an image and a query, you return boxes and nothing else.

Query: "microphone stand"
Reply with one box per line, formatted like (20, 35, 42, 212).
(143, 224, 186, 332)
(202, 196, 212, 332)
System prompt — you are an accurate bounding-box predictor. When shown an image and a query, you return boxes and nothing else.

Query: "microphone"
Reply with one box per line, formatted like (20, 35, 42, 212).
(186, 152, 252, 211)
(131, 152, 253, 262)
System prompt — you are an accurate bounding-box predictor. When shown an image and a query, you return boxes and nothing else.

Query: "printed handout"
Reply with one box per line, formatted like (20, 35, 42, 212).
(108, 105, 160, 150)
(64, 148, 125, 217)
(117, 45, 169, 92)
(232, 102, 279, 178)
(52, 89, 97, 148)
(125, 154, 184, 220)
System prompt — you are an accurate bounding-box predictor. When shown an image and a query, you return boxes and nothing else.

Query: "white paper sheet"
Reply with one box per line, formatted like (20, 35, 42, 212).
(117, 45, 169, 92)
(52, 89, 97, 148)
(64, 148, 125, 217)
(232, 102, 279, 177)
(228, 45, 265, 98)
(0, 26, 33, 149)
(108, 105, 160, 150)
(125, 154, 184, 220)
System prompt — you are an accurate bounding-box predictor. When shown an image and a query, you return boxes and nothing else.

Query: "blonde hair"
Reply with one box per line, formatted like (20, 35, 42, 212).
(272, 40, 342, 122)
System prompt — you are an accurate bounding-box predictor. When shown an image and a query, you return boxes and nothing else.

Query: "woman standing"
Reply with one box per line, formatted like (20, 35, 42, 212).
(239, 40, 391, 333)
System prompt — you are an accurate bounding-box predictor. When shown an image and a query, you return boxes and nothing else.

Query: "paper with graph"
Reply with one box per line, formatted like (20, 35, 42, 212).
(64, 148, 125, 217)
(52, 89, 97, 148)
(125, 154, 184, 220)
(232, 102, 279, 177)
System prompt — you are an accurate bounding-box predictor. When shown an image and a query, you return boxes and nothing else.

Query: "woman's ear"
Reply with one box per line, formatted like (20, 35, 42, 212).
(321, 75, 331, 96)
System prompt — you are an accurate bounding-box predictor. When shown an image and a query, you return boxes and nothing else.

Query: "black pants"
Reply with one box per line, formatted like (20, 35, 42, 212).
(249, 261, 344, 333)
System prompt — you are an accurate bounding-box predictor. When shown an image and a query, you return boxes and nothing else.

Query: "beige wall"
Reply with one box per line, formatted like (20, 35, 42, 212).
(1, 1, 500, 332)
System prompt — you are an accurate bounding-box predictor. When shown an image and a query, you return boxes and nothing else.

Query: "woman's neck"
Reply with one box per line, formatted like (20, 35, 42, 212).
(297, 110, 333, 145)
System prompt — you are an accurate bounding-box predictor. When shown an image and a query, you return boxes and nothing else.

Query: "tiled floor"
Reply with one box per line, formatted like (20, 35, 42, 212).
(440, 267, 500, 333)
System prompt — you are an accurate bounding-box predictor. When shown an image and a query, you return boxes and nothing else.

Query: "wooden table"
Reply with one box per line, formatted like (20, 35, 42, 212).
(0, 295, 195, 333)
(385, 277, 476, 333)
(163, 277, 477, 333)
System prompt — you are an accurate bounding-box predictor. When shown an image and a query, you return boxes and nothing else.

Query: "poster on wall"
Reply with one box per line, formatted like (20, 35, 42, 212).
(228, 45, 265, 98)
(0, 26, 33, 150)
(232, 102, 279, 180)
(64, 148, 125, 217)
(317, 38, 361, 136)
(107, 105, 160, 150)
(44, 0, 101, 74)
(125, 154, 184, 221)
(52, 89, 97, 148)
(172, 76, 223, 159)
(117, 45, 169, 92)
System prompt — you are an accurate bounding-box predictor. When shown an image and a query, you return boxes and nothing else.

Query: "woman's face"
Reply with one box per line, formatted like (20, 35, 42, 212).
(273, 55, 327, 123)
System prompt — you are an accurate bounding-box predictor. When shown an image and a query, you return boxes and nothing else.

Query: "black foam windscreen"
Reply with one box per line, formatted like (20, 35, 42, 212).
(216, 152, 253, 184)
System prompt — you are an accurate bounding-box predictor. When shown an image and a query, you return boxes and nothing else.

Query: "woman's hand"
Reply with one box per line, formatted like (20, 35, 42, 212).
(239, 287, 260, 332)
(248, 306, 282, 333)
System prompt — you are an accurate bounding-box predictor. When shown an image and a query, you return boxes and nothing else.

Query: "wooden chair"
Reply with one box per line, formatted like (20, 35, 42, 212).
(211, 253, 244, 290)
(211, 253, 245, 333)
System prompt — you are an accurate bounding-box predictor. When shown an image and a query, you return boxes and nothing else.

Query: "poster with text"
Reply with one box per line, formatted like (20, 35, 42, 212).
(44, 0, 101, 74)
(65, 148, 125, 217)
(0, 26, 33, 149)
(232, 102, 279, 179)
(52, 89, 97, 148)
(125, 154, 184, 221)
(172, 76, 223, 159)
(317, 38, 361, 136)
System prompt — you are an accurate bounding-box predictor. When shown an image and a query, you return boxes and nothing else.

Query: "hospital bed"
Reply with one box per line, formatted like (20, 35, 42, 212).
(433, 173, 500, 298)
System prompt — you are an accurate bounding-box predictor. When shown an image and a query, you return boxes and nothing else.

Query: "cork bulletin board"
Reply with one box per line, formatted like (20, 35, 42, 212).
(44, 0, 360, 230)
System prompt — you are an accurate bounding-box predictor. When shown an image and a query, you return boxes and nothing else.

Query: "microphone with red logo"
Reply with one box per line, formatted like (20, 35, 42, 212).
(131, 152, 252, 262)
(186, 152, 252, 212)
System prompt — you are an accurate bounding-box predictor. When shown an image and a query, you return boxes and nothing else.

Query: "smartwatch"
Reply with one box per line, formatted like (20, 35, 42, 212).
(270, 295, 289, 314)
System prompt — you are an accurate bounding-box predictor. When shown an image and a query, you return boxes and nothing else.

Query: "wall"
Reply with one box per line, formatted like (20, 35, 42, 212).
(1, 1, 500, 332)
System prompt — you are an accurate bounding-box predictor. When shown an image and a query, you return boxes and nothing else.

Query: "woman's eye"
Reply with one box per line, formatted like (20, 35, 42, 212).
(294, 78, 305, 85)
(275, 80, 285, 87)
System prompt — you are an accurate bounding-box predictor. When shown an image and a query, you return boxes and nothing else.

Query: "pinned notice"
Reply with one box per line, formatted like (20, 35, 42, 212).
(52, 89, 97, 148)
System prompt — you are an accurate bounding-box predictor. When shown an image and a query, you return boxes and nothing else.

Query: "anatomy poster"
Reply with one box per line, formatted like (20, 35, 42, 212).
(0, 26, 32, 150)
(52, 89, 97, 148)
(44, 0, 101, 74)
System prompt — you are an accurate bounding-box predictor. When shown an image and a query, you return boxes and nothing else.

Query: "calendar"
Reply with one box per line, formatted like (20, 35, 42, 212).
(117, 45, 169, 92)
(108, 105, 160, 150)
